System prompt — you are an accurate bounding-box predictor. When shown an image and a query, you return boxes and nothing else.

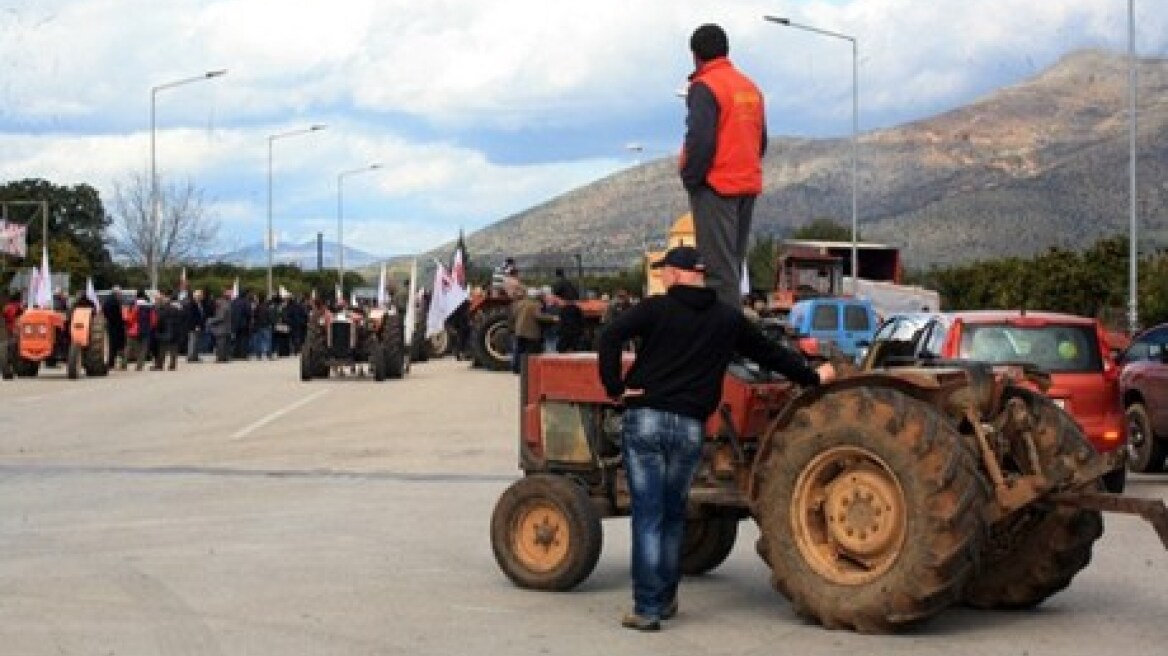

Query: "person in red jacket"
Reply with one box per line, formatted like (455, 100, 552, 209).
(679, 23, 767, 308)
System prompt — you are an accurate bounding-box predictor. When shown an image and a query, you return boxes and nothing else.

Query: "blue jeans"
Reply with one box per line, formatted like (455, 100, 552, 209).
(251, 327, 273, 357)
(621, 407, 704, 619)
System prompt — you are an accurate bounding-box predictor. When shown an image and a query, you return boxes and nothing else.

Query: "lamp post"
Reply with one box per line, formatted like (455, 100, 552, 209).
(150, 69, 226, 291)
(336, 164, 383, 295)
(267, 124, 326, 297)
(764, 15, 859, 282)
(1128, 0, 1139, 333)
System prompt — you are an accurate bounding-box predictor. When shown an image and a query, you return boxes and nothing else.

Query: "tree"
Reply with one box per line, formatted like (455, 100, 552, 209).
(0, 178, 113, 283)
(746, 236, 777, 292)
(108, 171, 219, 278)
(792, 218, 854, 242)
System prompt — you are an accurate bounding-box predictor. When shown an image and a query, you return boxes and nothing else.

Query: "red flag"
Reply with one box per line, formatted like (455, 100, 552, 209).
(452, 247, 466, 290)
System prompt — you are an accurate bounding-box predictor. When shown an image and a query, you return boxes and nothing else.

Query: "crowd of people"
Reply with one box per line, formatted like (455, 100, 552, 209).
(90, 287, 313, 371)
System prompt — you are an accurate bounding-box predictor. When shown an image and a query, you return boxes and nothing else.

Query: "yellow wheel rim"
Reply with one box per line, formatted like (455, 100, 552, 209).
(513, 500, 570, 573)
(791, 446, 907, 585)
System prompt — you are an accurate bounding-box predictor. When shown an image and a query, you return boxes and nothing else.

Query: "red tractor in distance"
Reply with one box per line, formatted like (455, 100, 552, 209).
(490, 351, 1168, 633)
(3, 305, 108, 379)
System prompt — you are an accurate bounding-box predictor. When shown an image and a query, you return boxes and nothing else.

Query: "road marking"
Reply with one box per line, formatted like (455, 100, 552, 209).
(230, 388, 331, 439)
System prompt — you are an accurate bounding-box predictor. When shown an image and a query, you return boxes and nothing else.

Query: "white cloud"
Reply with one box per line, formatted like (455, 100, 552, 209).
(1, 0, 1165, 260)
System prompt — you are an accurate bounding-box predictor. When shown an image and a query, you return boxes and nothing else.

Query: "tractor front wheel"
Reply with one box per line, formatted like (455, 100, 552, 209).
(751, 387, 988, 633)
(490, 474, 602, 591)
(67, 344, 81, 379)
(680, 516, 738, 576)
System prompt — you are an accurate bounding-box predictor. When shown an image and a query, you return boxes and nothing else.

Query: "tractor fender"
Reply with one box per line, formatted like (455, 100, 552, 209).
(70, 307, 93, 347)
(767, 371, 966, 438)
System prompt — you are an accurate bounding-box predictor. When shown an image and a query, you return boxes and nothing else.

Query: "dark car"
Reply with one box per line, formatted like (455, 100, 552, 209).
(863, 310, 1127, 491)
(1118, 324, 1168, 472)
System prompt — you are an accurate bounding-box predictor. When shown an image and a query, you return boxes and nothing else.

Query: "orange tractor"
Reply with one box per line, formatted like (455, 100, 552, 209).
(490, 352, 1168, 633)
(3, 305, 108, 379)
(467, 293, 609, 371)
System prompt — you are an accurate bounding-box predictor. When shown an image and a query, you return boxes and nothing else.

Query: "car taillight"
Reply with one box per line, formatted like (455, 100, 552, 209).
(797, 337, 821, 357)
(1097, 324, 1119, 382)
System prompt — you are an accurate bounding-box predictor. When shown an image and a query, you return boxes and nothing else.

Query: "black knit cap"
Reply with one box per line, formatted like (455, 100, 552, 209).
(651, 245, 706, 272)
(690, 23, 729, 61)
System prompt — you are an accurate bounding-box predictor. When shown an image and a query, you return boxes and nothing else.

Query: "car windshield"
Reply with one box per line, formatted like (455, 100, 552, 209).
(959, 322, 1102, 373)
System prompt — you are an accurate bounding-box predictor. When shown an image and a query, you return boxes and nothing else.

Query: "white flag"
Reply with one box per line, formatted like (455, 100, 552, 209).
(404, 259, 418, 347)
(376, 262, 388, 308)
(27, 266, 40, 307)
(35, 245, 53, 309)
(740, 258, 751, 297)
(427, 260, 469, 338)
(85, 277, 99, 309)
(231, 277, 240, 299)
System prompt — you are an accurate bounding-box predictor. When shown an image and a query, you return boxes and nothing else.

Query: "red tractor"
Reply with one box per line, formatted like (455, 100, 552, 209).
(3, 306, 108, 379)
(466, 293, 609, 371)
(489, 352, 1168, 633)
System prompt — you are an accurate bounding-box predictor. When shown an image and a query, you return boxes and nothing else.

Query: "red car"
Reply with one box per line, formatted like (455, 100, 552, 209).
(864, 310, 1126, 491)
(1118, 323, 1168, 473)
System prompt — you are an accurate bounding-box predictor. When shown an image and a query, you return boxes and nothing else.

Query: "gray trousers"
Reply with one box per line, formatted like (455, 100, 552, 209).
(689, 186, 756, 308)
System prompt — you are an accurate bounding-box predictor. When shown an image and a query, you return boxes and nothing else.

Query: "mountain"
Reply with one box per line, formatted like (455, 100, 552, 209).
(448, 50, 1168, 271)
(214, 240, 386, 270)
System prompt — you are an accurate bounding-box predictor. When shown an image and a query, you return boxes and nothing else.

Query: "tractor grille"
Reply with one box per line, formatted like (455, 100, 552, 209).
(329, 321, 353, 358)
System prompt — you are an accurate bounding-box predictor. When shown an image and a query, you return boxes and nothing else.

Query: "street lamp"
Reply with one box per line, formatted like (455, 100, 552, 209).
(764, 15, 860, 282)
(267, 124, 327, 297)
(150, 69, 226, 291)
(336, 164, 383, 295)
(1128, 0, 1139, 333)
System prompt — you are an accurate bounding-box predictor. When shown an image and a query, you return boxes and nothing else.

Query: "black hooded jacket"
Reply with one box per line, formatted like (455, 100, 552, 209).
(598, 284, 819, 421)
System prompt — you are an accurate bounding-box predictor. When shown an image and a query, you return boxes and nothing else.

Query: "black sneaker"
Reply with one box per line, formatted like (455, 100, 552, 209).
(621, 613, 660, 632)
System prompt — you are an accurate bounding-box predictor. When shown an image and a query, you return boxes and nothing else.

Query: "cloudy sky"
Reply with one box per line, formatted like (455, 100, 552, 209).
(1, 0, 1165, 258)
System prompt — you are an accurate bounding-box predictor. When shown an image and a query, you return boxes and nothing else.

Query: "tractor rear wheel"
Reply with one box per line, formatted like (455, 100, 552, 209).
(369, 341, 386, 381)
(491, 474, 602, 591)
(299, 348, 314, 381)
(1, 342, 12, 380)
(471, 304, 512, 371)
(383, 314, 406, 379)
(680, 516, 738, 576)
(427, 328, 450, 359)
(751, 387, 988, 633)
(963, 387, 1104, 610)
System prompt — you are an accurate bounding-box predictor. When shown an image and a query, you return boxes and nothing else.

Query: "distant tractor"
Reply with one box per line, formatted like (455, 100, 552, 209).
(300, 306, 406, 381)
(4, 306, 108, 379)
(467, 294, 609, 371)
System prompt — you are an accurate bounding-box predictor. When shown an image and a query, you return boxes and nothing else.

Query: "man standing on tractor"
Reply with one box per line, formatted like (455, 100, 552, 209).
(680, 23, 767, 308)
(597, 245, 835, 631)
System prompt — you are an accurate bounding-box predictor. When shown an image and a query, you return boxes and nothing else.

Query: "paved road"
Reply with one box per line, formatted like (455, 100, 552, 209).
(1, 357, 1166, 655)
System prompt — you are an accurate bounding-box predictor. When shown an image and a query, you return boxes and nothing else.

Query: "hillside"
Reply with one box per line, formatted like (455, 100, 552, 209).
(447, 49, 1168, 272)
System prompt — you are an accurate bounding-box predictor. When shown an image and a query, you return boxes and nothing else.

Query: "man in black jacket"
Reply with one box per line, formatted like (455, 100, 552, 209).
(184, 289, 207, 363)
(153, 289, 185, 371)
(597, 245, 835, 631)
(102, 287, 127, 370)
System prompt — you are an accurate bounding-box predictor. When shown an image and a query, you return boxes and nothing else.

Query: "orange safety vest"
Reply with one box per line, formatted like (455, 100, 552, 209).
(686, 58, 765, 196)
(124, 305, 139, 338)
